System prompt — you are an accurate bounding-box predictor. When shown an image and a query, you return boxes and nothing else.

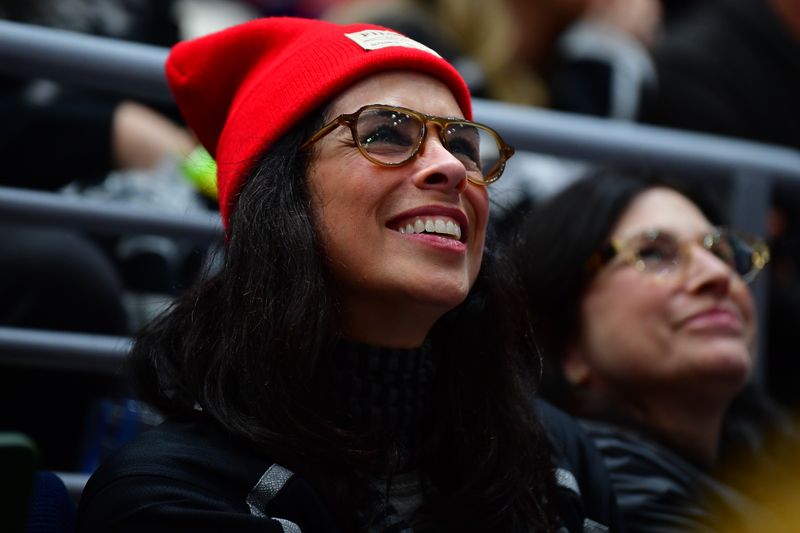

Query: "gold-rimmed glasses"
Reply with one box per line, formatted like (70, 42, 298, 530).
(590, 226, 770, 284)
(300, 104, 515, 185)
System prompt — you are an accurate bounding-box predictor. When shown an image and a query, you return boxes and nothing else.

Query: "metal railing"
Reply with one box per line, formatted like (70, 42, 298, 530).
(0, 326, 130, 374)
(0, 19, 170, 103)
(1, 19, 799, 373)
(2, 19, 798, 180)
(0, 185, 221, 243)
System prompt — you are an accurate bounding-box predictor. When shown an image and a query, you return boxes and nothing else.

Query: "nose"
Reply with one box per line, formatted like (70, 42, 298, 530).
(683, 244, 734, 296)
(412, 129, 468, 194)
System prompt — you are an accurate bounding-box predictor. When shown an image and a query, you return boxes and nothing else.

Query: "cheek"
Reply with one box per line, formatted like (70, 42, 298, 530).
(466, 186, 489, 238)
(307, 164, 366, 272)
(308, 160, 380, 234)
(581, 275, 672, 377)
(465, 186, 489, 273)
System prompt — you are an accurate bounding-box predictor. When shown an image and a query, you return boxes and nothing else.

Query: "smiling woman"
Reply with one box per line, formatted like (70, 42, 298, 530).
(304, 72, 494, 347)
(74, 17, 618, 533)
(512, 170, 798, 532)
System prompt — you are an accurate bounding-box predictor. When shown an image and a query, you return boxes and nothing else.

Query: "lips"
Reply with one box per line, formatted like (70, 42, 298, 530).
(679, 305, 744, 333)
(388, 206, 469, 243)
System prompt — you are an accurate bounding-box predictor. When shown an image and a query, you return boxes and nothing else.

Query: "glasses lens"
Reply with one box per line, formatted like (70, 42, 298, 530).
(724, 233, 759, 279)
(703, 231, 738, 272)
(619, 228, 767, 283)
(356, 107, 422, 165)
(633, 231, 681, 275)
(444, 122, 503, 183)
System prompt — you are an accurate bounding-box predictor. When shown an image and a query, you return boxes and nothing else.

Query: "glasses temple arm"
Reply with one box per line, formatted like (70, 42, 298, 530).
(300, 117, 346, 150)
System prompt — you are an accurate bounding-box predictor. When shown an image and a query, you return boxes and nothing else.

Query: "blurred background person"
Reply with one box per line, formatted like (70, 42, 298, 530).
(0, 0, 197, 472)
(0, 0, 193, 189)
(510, 170, 799, 532)
(505, 0, 662, 118)
(325, 0, 663, 118)
(638, 0, 800, 385)
(639, 0, 800, 149)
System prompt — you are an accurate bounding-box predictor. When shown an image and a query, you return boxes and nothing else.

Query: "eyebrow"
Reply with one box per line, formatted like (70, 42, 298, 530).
(617, 226, 717, 241)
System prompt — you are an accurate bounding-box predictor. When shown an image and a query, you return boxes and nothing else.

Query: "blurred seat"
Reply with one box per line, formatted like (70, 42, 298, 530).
(0, 432, 80, 532)
(26, 471, 76, 533)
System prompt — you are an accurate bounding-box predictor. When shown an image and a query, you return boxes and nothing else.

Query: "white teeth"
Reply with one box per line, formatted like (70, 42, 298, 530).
(397, 217, 462, 239)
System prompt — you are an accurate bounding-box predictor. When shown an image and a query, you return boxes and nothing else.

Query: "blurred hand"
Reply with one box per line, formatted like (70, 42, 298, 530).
(112, 100, 195, 169)
(584, 0, 663, 47)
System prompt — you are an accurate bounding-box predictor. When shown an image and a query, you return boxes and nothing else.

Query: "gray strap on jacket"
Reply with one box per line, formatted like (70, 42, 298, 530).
(246, 464, 302, 533)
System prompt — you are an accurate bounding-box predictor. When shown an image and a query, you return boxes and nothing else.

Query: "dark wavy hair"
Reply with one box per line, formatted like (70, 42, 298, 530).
(131, 110, 559, 532)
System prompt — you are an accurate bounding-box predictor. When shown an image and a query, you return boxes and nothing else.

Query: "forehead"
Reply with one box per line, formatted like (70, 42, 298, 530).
(612, 187, 714, 240)
(326, 70, 464, 118)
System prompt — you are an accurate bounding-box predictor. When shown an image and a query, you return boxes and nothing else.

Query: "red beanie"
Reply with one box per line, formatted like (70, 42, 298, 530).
(165, 17, 472, 230)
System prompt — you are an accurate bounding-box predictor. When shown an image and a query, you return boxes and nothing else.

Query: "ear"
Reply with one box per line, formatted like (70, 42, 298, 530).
(563, 344, 591, 387)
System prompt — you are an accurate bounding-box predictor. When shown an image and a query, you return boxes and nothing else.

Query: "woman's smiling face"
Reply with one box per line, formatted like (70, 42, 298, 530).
(306, 71, 490, 347)
(566, 187, 756, 411)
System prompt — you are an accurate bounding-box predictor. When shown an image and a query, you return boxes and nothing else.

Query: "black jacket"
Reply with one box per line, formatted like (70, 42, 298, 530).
(581, 420, 764, 533)
(77, 400, 621, 532)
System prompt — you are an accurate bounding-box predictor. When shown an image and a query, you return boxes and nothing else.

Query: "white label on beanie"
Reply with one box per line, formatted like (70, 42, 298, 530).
(345, 30, 441, 58)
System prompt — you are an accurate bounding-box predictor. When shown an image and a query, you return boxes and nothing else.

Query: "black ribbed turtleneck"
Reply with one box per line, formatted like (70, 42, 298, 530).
(328, 339, 438, 529)
(329, 339, 437, 451)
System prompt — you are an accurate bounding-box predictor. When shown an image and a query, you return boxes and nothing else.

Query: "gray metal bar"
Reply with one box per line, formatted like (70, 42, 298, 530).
(0, 20, 798, 180)
(54, 471, 90, 503)
(0, 327, 131, 374)
(0, 19, 170, 103)
(0, 185, 221, 243)
(472, 99, 800, 179)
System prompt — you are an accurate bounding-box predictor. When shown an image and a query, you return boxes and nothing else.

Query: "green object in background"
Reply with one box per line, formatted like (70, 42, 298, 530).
(182, 146, 218, 199)
(0, 432, 37, 532)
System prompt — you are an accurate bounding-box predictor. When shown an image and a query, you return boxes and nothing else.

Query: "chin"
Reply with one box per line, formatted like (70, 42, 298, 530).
(408, 281, 472, 313)
(714, 354, 752, 383)
(674, 334, 751, 386)
(698, 345, 753, 384)
(420, 289, 471, 312)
